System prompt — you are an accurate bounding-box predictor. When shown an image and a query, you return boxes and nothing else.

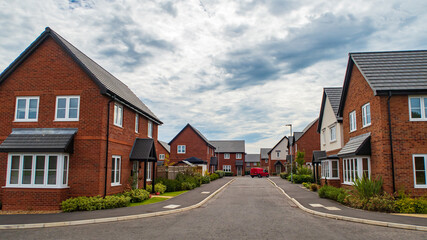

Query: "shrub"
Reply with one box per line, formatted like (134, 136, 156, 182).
(302, 182, 311, 189)
(202, 175, 211, 184)
(353, 176, 383, 200)
(318, 185, 349, 203)
(395, 197, 427, 214)
(61, 195, 131, 212)
(181, 182, 195, 190)
(156, 178, 181, 192)
(225, 172, 234, 176)
(310, 184, 318, 192)
(365, 193, 396, 212)
(280, 172, 288, 179)
(210, 173, 219, 181)
(297, 167, 312, 175)
(215, 170, 225, 178)
(122, 189, 150, 203)
(292, 174, 313, 184)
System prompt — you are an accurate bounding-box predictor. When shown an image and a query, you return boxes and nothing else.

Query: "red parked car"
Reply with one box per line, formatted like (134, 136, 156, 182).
(250, 168, 269, 178)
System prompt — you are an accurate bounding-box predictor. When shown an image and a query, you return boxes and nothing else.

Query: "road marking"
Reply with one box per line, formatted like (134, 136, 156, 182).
(163, 204, 181, 209)
(201, 191, 210, 194)
(309, 203, 341, 211)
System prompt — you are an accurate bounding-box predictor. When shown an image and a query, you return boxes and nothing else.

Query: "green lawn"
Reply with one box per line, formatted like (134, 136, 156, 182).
(129, 197, 167, 207)
(160, 191, 188, 197)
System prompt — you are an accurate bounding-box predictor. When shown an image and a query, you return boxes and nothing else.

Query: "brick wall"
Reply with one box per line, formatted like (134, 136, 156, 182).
(217, 152, 245, 176)
(295, 119, 321, 164)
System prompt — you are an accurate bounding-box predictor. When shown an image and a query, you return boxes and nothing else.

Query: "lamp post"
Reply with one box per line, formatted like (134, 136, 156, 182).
(286, 124, 293, 182)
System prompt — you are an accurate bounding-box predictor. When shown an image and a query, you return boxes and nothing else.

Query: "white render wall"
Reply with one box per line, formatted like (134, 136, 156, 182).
(320, 96, 344, 152)
(271, 137, 289, 160)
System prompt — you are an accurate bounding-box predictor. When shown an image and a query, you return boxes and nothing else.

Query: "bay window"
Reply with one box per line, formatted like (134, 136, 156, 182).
(321, 160, 339, 179)
(343, 157, 370, 184)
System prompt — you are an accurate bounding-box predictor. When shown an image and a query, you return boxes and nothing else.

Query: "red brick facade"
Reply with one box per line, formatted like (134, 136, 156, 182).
(217, 152, 245, 176)
(341, 65, 427, 196)
(0, 34, 159, 210)
(294, 119, 320, 165)
(156, 141, 170, 164)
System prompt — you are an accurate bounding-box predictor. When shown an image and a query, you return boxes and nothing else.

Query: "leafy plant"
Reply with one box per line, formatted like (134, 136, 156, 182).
(310, 184, 318, 192)
(215, 170, 225, 178)
(395, 197, 427, 214)
(297, 166, 312, 175)
(295, 151, 305, 167)
(279, 172, 288, 179)
(122, 189, 150, 203)
(210, 173, 219, 181)
(353, 176, 383, 200)
(61, 195, 131, 212)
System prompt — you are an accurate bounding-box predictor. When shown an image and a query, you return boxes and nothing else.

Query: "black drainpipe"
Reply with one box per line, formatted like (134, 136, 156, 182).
(387, 91, 396, 193)
(104, 96, 115, 197)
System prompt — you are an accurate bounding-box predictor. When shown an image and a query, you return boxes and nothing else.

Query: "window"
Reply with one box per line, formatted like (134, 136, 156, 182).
(236, 153, 242, 159)
(265, 159, 268, 163)
(55, 96, 80, 121)
(343, 157, 370, 184)
(148, 121, 153, 138)
(409, 96, 427, 121)
(362, 103, 371, 127)
(330, 125, 336, 142)
(224, 153, 230, 159)
(178, 145, 186, 154)
(276, 152, 280, 158)
(6, 153, 69, 188)
(223, 165, 231, 172)
(246, 163, 250, 167)
(111, 156, 121, 186)
(159, 154, 165, 160)
(322, 128, 326, 145)
(321, 160, 339, 179)
(135, 114, 139, 133)
(413, 155, 427, 188)
(349, 111, 357, 132)
(114, 104, 123, 127)
(15, 97, 39, 122)
(147, 162, 152, 181)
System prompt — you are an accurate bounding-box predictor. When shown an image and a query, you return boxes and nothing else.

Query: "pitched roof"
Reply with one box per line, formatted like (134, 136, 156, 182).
(339, 50, 427, 116)
(168, 123, 215, 148)
(260, 148, 271, 159)
(181, 157, 207, 165)
(292, 118, 318, 145)
(337, 133, 371, 158)
(158, 140, 170, 153)
(268, 136, 288, 154)
(0, 27, 161, 124)
(317, 87, 343, 132)
(246, 154, 260, 163)
(293, 132, 303, 142)
(312, 151, 327, 163)
(129, 138, 157, 162)
(210, 140, 245, 153)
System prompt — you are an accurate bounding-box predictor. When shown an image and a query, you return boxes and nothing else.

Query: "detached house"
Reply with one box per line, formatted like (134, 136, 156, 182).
(260, 148, 271, 171)
(157, 140, 170, 166)
(268, 136, 289, 174)
(315, 87, 344, 187)
(169, 124, 216, 173)
(337, 50, 427, 196)
(0, 28, 162, 210)
(211, 140, 246, 176)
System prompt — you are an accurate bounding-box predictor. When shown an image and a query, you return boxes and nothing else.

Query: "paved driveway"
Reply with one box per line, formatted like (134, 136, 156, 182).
(0, 177, 425, 239)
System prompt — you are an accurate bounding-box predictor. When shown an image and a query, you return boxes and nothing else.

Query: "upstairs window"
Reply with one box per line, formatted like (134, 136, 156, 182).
(322, 128, 326, 145)
(349, 111, 357, 132)
(159, 154, 165, 160)
(362, 103, 371, 127)
(409, 97, 427, 121)
(114, 104, 123, 127)
(55, 96, 80, 121)
(224, 153, 230, 159)
(330, 125, 336, 142)
(15, 97, 39, 122)
(236, 153, 242, 159)
(178, 145, 186, 154)
(148, 121, 153, 138)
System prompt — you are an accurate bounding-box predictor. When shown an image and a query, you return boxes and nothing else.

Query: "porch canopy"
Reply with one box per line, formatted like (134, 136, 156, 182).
(129, 138, 157, 162)
(337, 133, 371, 158)
(0, 128, 77, 153)
(274, 161, 284, 166)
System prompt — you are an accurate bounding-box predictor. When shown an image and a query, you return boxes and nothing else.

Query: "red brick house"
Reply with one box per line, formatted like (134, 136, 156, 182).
(245, 154, 260, 173)
(0, 28, 162, 210)
(260, 148, 271, 171)
(337, 50, 427, 196)
(268, 136, 289, 174)
(289, 118, 320, 168)
(168, 124, 216, 172)
(210, 140, 246, 176)
(156, 140, 170, 166)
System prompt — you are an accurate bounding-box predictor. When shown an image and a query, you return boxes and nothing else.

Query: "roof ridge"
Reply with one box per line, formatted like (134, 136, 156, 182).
(350, 50, 427, 55)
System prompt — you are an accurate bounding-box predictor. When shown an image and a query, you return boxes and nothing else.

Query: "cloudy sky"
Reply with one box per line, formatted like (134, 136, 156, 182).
(1, 0, 426, 153)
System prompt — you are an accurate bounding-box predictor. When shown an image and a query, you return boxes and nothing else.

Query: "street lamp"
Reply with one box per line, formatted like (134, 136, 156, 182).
(286, 124, 293, 182)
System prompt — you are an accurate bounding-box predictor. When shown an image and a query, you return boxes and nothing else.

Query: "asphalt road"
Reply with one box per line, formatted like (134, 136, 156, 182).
(0, 177, 425, 240)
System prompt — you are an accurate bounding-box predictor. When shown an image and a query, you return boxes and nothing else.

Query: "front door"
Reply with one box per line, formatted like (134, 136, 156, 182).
(276, 165, 281, 174)
(237, 166, 242, 176)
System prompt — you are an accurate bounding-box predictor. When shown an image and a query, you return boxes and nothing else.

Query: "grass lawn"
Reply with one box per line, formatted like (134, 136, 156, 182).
(160, 191, 188, 197)
(129, 197, 167, 207)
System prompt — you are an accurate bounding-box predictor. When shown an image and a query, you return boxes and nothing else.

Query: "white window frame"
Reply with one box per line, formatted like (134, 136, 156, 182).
(54, 96, 80, 121)
(342, 156, 370, 185)
(224, 153, 230, 159)
(321, 160, 339, 179)
(146, 162, 152, 181)
(329, 124, 336, 142)
(349, 111, 357, 132)
(135, 114, 139, 133)
(148, 120, 153, 138)
(14, 96, 39, 122)
(5, 153, 69, 188)
(246, 163, 251, 167)
(178, 145, 186, 154)
(159, 154, 165, 160)
(113, 103, 123, 127)
(236, 153, 242, 159)
(223, 165, 231, 172)
(409, 96, 427, 121)
(362, 103, 371, 127)
(413, 154, 427, 188)
(111, 155, 121, 186)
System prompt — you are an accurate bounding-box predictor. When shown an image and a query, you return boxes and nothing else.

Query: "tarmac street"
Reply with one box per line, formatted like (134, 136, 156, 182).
(0, 177, 426, 240)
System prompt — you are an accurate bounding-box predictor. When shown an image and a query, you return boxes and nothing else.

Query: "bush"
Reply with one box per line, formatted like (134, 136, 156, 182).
(181, 182, 195, 190)
(365, 193, 396, 212)
(395, 197, 427, 214)
(61, 195, 131, 212)
(280, 172, 288, 179)
(215, 170, 225, 178)
(122, 189, 150, 203)
(156, 178, 181, 192)
(297, 167, 312, 175)
(310, 184, 318, 192)
(202, 175, 211, 184)
(292, 174, 313, 184)
(318, 185, 349, 203)
(302, 182, 311, 189)
(210, 173, 219, 181)
(353, 176, 383, 200)
(225, 172, 233, 176)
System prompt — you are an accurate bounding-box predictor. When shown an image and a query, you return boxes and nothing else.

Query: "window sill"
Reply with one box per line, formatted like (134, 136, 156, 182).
(111, 183, 121, 187)
(3, 185, 69, 189)
(414, 185, 427, 188)
(409, 118, 427, 122)
(342, 182, 354, 185)
(329, 140, 337, 143)
(54, 119, 79, 122)
(113, 124, 123, 129)
(362, 124, 371, 129)
(13, 120, 38, 123)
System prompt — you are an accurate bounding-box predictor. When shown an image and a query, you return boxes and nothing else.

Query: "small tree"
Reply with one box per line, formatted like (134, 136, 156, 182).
(164, 153, 171, 166)
(295, 151, 305, 168)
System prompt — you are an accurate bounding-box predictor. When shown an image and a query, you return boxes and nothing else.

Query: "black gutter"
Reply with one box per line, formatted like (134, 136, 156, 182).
(387, 91, 396, 193)
(104, 97, 115, 197)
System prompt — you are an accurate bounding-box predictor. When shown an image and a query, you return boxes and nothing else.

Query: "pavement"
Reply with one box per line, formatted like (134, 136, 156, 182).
(269, 177, 427, 231)
(0, 177, 234, 229)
